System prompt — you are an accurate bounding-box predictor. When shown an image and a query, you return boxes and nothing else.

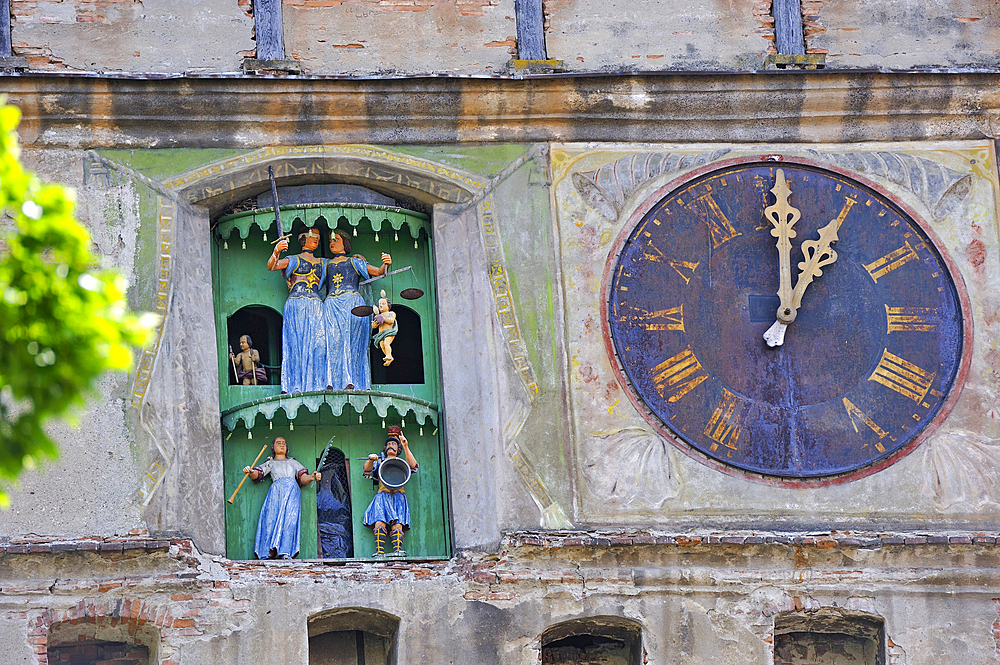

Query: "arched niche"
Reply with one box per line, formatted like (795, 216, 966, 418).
(308, 607, 400, 665)
(369, 304, 423, 385)
(48, 619, 159, 665)
(773, 609, 885, 665)
(226, 305, 282, 386)
(540, 616, 643, 665)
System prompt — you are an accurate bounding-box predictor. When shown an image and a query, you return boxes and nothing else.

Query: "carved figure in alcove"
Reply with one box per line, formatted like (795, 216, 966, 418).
(363, 429, 418, 558)
(372, 290, 398, 366)
(244, 436, 321, 559)
(268, 228, 327, 393)
(229, 335, 268, 385)
(322, 230, 391, 390)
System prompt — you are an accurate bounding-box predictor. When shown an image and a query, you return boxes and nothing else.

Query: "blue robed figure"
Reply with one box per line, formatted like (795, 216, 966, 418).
(268, 229, 327, 393)
(244, 437, 320, 559)
(322, 230, 391, 391)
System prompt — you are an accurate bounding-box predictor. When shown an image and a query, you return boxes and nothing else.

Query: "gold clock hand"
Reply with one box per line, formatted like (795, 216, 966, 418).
(765, 169, 800, 325)
(763, 198, 856, 348)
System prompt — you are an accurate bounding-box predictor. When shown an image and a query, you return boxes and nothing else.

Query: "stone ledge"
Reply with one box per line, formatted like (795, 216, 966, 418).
(0, 56, 28, 72)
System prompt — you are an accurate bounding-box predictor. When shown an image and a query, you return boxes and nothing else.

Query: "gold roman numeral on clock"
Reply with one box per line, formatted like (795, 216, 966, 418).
(863, 240, 923, 283)
(689, 192, 741, 249)
(625, 305, 685, 331)
(642, 245, 700, 284)
(885, 305, 938, 333)
(704, 388, 746, 451)
(650, 346, 708, 403)
(842, 397, 890, 453)
(868, 348, 936, 403)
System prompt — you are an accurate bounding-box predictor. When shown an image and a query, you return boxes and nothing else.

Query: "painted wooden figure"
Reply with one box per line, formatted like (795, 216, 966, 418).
(363, 430, 418, 557)
(268, 228, 327, 394)
(229, 334, 267, 385)
(244, 436, 321, 559)
(372, 289, 398, 367)
(322, 230, 391, 390)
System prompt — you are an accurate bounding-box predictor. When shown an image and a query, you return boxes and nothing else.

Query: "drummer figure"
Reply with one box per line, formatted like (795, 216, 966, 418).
(362, 427, 418, 558)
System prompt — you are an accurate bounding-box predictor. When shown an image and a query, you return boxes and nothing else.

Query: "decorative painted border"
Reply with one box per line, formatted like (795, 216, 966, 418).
(162, 145, 489, 205)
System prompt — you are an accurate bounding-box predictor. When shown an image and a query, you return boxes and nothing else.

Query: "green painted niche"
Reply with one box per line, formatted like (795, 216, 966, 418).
(213, 202, 449, 561)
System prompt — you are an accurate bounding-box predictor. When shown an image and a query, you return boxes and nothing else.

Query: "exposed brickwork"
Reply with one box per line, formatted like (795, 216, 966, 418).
(802, 0, 827, 54)
(753, 0, 777, 54)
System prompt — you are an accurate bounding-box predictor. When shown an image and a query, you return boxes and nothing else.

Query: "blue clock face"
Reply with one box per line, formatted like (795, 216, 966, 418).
(606, 159, 968, 481)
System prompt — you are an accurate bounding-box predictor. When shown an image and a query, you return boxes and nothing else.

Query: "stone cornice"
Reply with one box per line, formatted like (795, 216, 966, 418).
(2, 70, 998, 148)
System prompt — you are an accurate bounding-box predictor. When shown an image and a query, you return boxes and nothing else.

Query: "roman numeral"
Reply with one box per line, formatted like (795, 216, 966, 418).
(863, 240, 923, 283)
(842, 397, 890, 453)
(689, 192, 741, 249)
(885, 305, 938, 333)
(642, 245, 700, 284)
(623, 305, 685, 331)
(704, 388, 746, 451)
(650, 346, 708, 403)
(868, 348, 936, 403)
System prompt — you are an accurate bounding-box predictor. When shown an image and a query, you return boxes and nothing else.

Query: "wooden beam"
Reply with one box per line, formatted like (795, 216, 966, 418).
(515, 0, 546, 61)
(0, 0, 12, 58)
(254, 0, 285, 61)
(774, 0, 805, 55)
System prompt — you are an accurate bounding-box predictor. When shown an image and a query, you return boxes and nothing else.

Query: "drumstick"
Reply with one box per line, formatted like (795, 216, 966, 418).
(228, 443, 269, 504)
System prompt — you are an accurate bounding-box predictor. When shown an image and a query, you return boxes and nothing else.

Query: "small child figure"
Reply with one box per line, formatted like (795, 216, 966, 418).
(230, 335, 267, 385)
(372, 289, 398, 367)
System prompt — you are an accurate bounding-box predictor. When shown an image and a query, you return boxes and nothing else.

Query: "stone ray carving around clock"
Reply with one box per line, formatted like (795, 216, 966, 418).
(584, 427, 682, 511)
(805, 150, 975, 219)
(572, 149, 732, 220)
(922, 430, 1000, 512)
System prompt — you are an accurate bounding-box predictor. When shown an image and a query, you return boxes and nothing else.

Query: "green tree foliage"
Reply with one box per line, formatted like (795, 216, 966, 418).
(0, 103, 155, 505)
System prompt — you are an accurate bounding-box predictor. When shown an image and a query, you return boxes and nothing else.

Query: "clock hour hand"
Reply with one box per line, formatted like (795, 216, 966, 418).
(764, 200, 854, 347)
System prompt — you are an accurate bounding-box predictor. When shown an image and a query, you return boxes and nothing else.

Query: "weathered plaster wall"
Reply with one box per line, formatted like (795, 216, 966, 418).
(2, 535, 999, 664)
(813, 0, 1000, 70)
(282, 0, 516, 75)
(543, 0, 768, 72)
(10, 0, 253, 72)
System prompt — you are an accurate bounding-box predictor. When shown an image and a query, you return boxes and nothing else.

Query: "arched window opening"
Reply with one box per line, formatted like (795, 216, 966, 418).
(541, 617, 642, 665)
(370, 304, 424, 385)
(48, 619, 158, 665)
(774, 610, 885, 665)
(226, 305, 282, 386)
(49, 641, 150, 665)
(317, 446, 354, 558)
(308, 608, 400, 665)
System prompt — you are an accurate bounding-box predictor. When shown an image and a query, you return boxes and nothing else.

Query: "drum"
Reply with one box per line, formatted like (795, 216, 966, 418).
(378, 457, 411, 489)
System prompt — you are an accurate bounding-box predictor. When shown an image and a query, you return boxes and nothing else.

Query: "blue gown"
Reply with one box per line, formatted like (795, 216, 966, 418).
(281, 254, 327, 393)
(322, 256, 372, 390)
(253, 457, 307, 559)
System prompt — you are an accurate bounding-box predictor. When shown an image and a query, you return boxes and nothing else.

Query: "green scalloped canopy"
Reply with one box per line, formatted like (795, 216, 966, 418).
(221, 390, 438, 432)
(216, 203, 430, 241)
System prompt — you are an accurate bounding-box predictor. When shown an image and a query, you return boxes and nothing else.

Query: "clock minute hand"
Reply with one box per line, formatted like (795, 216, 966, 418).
(762, 169, 800, 348)
(765, 169, 799, 324)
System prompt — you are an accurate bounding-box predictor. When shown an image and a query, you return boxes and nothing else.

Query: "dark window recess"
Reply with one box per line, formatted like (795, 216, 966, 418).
(370, 305, 424, 385)
(308, 609, 399, 665)
(1, 0, 11, 58)
(48, 641, 150, 665)
(317, 447, 353, 558)
(227, 305, 282, 386)
(541, 618, 642, 665)
(774, 612, 885, 665)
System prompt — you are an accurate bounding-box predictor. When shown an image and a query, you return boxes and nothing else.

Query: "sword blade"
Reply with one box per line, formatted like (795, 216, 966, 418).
(268, 165, 284, 238)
